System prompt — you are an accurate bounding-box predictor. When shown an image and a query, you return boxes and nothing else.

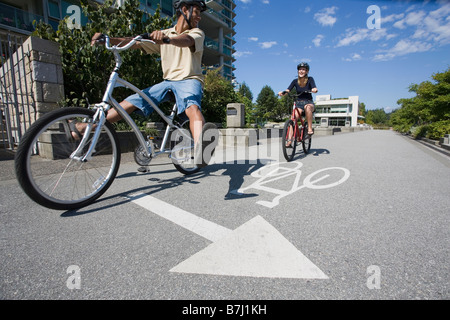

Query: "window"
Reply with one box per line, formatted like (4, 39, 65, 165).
(48, 0, 61, 19)
(161, 0, 173, 15)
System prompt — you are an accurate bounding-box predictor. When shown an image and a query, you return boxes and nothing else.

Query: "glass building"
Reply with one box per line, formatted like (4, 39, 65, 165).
(0, 0, 236, 80)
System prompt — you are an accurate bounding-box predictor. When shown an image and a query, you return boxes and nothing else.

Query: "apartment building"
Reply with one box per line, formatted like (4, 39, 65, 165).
(314, 95, 361, 127)
(0, 0, 236, 79)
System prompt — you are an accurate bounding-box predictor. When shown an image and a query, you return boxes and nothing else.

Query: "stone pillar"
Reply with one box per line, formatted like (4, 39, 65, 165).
(24, 36, 64, 119)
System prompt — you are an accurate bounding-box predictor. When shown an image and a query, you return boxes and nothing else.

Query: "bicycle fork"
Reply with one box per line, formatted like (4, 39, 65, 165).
(70, 107, 106, 162)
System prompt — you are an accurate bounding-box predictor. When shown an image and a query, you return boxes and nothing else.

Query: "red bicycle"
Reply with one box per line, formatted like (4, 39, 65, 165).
(281, 92, 312, 161)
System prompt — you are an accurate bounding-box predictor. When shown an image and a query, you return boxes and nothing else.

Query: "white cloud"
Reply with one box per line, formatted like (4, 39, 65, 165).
(237, 0, 252, 4)
(248, 37, 259, 42)
(336, 28, 393, 47)
(391, 3, 450, 45)
(393, 10, 427, 29)
(234, 51, 253, 58)
(314, 6, 338, 27)
(343, 53, 362, 62)
(312, 34, 324, 47)
(372, 39, 433, 61)
(381, 13, 405, 24)
(259, 41, 277, 49)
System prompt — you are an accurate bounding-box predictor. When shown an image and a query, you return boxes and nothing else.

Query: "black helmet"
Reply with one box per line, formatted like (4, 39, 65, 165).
(174, 0, 207, 12)
(297, 62, 310, 71)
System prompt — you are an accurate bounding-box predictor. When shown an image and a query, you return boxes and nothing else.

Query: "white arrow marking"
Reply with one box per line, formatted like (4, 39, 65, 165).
(129, 193, 231, 242)
(128, 193, 328, 279)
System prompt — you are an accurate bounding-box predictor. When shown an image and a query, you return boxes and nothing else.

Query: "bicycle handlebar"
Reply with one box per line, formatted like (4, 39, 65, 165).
(281, 90, 313, 97)
(99, 34, 169, 52)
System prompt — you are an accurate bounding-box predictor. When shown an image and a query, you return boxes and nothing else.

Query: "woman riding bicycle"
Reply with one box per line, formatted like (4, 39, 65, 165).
(278, 62, 318, 136)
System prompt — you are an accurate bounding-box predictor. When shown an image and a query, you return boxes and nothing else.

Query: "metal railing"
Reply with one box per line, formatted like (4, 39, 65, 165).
(0, 31, 35, 150)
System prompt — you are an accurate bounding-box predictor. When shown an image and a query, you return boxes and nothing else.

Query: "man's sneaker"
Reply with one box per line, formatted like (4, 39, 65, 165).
(194, 122, 219, 168)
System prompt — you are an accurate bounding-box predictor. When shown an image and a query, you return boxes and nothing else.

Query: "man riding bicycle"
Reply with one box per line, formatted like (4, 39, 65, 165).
(278, 62, 318, 137)
(72, 0, 217, 167)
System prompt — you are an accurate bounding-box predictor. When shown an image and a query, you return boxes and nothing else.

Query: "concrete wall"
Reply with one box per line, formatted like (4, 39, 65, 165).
(0, 36, 64, 145)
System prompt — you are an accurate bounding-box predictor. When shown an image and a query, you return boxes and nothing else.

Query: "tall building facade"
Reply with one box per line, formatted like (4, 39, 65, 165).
(0, 0, 236, 80)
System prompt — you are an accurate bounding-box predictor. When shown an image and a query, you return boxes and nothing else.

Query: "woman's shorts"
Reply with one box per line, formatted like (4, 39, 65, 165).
(124, 79, 203, 118)
(295, 100, 315, 112)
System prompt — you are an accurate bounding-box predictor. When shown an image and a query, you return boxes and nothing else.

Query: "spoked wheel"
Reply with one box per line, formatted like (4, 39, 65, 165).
(282, 119, 297, 162)
(302, 125, 312, 154)
(14, 107, 120, 210)
(170, 120, 201, 175)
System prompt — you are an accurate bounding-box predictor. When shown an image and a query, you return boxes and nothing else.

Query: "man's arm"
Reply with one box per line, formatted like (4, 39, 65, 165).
(90, 32, 142, 49)
(150, 30, 195, 49)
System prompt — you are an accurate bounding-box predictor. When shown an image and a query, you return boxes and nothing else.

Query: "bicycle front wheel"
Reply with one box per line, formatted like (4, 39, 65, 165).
(15, 107, 121, 210)
(302, 125, 312, 154)
(282, 120, 297, 162)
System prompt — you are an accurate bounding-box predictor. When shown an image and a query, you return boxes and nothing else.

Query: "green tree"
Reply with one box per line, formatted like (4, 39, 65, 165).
(359, 102, 366, 124)
(365, 108, 388, 126)
(202, 68, 238, 126)
(238, 82, 253, 101)
(392, 67, 450, 139)
(255, 85, 279, 123)
(32, 0, 173, 112)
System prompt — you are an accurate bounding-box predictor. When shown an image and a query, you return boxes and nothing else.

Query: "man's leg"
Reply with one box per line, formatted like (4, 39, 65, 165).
(106, 100, 138, 123)
(71, 100, 137, 139)
(185, 104, 218, 168)
(184, 104, 205, 144)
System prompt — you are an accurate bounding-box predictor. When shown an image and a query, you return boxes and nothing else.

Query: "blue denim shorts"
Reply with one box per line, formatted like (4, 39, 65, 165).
(124, 79, 203, 117)
(295, 100, 315, 112)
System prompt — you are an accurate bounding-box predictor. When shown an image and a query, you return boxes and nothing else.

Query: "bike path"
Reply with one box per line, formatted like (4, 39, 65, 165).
(0, 130, 449, 300)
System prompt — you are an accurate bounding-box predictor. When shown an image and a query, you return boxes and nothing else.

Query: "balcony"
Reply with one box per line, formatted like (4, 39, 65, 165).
(205, 37, 219, 51)
(0, 2, 44, 33)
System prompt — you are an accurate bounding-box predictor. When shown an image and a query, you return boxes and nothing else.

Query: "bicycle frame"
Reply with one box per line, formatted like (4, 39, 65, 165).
(72, 36, 191, 163)
(289, 104, 306, 142)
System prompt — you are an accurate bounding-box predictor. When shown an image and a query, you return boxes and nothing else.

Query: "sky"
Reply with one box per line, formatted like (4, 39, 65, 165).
(232, 0, 450, 111)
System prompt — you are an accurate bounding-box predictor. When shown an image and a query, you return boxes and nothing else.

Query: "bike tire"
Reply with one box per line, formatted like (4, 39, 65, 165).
(170, 120, 201, 175)
(15, 107, 121, 210)
(282, 120, 297, 162)
(302, 125, 312, 154)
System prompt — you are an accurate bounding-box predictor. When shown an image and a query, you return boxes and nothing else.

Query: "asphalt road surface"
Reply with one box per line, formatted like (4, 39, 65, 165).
(1, 129, 449, 305)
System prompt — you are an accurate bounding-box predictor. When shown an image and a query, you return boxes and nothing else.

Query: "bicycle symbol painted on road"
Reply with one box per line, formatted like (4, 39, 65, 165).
(231, 162, 350, 208)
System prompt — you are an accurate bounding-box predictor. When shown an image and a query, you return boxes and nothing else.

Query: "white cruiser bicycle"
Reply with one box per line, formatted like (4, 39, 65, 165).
(15, 34, 217, 210)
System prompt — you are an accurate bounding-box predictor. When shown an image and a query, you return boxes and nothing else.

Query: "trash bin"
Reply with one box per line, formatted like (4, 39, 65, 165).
(226, 103, 245, 128)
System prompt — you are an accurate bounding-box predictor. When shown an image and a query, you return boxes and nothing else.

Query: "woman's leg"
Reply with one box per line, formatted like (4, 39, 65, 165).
(305, 104, 314, 134)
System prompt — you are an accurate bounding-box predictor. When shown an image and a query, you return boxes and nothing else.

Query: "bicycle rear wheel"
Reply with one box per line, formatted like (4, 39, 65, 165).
(15, 107, 121, 210)
(282, 120, 297, 162)
(302, 125, 312, 154)
(170, 120, 200, 175)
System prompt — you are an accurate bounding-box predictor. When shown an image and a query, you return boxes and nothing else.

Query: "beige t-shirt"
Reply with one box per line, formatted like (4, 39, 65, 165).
(139, 27, 205, 84)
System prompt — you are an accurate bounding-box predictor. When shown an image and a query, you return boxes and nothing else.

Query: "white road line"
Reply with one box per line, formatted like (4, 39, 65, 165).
(128, 193, 232, 242)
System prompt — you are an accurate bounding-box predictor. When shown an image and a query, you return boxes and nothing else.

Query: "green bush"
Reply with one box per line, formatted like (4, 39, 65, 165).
(427, 120, 450, 140)
(410, 125, 430, 139)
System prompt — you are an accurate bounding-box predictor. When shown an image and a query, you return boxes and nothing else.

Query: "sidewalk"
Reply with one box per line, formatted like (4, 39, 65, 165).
(0, 149, 16, 181)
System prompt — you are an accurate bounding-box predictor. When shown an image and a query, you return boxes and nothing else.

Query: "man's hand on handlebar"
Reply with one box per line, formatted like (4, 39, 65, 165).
(91, 33, 106, 46)
(147, 30, 170, 45)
